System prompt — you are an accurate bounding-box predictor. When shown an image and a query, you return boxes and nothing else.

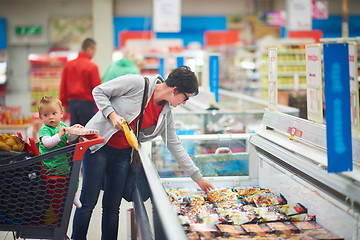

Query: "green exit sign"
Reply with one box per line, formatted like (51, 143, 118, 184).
(15, 26, 42, 35)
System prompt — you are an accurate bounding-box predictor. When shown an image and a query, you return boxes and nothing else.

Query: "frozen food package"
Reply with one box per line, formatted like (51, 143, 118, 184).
(234, 187, 273, 196)
(198, 213, 221, 225)
(207, 188, 242, 202)
(186, 231, 200, 240)
(254, 194, 287, 207)
(302, 228, 344, 239)
(190, 223, 218, 232)
(216, 224, 246, 237)
(189, 223, 217, 239)
(256, 208, 289, 222)
(270, 203, 307, 216)
(292, 221, 321, 230)
(289, 213, 316, 221)
(241, 223, 271, 234)
(220, 211, 257, 225)
(266, 221, 297, 233)
(215, 201, 245, 210)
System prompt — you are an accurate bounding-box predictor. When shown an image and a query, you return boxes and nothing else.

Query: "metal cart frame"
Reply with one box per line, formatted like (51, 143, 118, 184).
(0, 135, 104, 240)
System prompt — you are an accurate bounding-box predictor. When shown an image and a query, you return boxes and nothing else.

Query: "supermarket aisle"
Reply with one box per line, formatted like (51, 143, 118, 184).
(66, 191, 136, 239)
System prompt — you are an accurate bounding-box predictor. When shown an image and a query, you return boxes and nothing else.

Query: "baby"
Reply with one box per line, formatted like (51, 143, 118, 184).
(38, 95, 83, 208)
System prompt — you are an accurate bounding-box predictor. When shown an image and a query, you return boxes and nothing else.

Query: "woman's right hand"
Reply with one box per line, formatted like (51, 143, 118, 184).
(108, 112, 126, 131)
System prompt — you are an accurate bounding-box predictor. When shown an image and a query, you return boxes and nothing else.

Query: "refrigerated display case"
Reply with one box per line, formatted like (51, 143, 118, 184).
(130, 109, 359, 240)
(248, 109, 360, 239)
(173, 89, 299, 134)
(28, 53, 68, 113)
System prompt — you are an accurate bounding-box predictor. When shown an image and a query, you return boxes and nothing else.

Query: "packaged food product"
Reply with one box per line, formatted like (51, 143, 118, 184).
(216, 224, 246, 237)
(186, 232, 200, 240)
(302, 228, 344, 239)
(254, 194, 287, 207)
(292, 221, 321, 230)
(220, 211, 257, 225)
(207, 188, 242, 203)
(241, 223, 271, 234)
(255, 207, 289, 222)
(266, 221, 296, 233)
(0, 134, 25, 152)
(65, 126, 99, 136)
(289, 213, 316, 222)
(270, 203, 307, 216)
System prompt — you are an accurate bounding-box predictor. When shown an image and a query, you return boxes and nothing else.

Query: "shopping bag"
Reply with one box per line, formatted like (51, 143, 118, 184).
(123, 150, 151, 202)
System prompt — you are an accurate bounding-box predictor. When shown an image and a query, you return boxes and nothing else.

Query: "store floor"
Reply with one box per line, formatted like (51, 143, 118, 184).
(0, 182, 153, 240)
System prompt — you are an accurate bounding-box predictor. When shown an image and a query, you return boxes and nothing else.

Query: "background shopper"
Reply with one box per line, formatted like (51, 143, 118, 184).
(60, 38, 102, 126)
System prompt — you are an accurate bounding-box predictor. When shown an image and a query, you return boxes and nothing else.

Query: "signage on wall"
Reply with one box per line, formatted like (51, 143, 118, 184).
(323, 43, 353, 173)
(209, 55, 219, 102)
(153, 0, 181, 33)
(312, 0, 328, 19)
(49, 17, 92, 50)
(286, 0, 312, 31)
(306, 44, 323, 123)
(264, 11, 286, 26)
(15, 26, 42, 36)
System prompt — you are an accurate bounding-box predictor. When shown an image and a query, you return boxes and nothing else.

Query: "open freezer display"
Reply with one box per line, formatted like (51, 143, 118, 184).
(151, 134, 250, 178)
(134, 122, 356, 239)
(248, 109, 360, 239)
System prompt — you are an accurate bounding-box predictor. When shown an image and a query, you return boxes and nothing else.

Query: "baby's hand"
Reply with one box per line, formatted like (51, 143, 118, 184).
(58, 127, 67, 138)
(71, 124, 84, 129)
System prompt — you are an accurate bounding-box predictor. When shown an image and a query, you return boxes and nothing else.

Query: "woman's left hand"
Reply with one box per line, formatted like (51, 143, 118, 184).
(196, 177, 214, 193)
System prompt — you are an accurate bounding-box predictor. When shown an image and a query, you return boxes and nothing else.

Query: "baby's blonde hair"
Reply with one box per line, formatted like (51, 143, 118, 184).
(38, 96, 64, 114)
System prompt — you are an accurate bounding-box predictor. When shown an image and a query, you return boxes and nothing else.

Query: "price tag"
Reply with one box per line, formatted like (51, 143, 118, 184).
(268, 48, 278, 111)
(306, 44, 323, 123)
(348, 42, 360, 132)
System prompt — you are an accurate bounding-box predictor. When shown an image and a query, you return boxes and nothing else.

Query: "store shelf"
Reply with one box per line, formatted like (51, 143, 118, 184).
(28, 53, 68, 112)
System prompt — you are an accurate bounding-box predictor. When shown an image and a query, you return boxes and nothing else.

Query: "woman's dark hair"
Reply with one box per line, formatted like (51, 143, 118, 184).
(165, 66, 199, 96)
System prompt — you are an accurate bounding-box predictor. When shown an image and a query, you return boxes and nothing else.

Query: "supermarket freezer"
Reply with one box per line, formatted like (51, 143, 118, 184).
(132, 110, 359, 239)
(172, 89, 299, 134)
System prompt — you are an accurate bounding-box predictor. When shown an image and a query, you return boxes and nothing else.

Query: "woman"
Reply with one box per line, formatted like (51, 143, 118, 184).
(71, 66, 214, 239)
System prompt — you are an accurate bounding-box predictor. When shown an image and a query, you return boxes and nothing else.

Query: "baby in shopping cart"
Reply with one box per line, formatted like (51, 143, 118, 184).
(37, 95, 83, 208)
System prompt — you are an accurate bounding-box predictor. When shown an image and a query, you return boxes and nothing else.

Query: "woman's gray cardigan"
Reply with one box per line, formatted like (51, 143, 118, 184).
(85, 74, 202, 182)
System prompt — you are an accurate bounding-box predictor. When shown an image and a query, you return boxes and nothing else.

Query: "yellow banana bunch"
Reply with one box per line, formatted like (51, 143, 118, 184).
(120, 120, 139, 151)
(0, 134, 25, 152)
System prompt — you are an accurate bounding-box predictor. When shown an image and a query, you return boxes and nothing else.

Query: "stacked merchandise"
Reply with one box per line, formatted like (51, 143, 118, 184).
(167, 187, 343, 239)
(0, 106, 32, 125)
(28, 53, 68, 113)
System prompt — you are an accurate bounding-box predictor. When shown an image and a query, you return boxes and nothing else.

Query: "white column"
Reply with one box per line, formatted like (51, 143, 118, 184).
(92, 0, 113, 76)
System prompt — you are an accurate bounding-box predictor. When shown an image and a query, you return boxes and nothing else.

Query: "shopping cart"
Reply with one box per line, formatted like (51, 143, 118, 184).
(0, 134, 104, 240)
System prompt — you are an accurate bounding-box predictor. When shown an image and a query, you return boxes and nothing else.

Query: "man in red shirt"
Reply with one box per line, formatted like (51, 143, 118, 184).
(60, 38, 101, 126)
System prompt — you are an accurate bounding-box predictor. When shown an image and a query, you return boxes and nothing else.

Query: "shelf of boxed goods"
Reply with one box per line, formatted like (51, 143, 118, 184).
(141, 52, 160, 76)
(254, 38, 313, 106)
(220, 45, 258, 95)
(28, 53, 67, 113)
(258, 49, 307, 94)
(0, 106, 32, 139)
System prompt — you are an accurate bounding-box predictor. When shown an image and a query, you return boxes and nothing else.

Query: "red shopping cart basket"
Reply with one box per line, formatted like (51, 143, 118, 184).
(0, 134, 104, 240)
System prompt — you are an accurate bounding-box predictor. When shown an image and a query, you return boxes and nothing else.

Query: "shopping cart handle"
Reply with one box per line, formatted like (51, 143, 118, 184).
(73, 134, 104, 161)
